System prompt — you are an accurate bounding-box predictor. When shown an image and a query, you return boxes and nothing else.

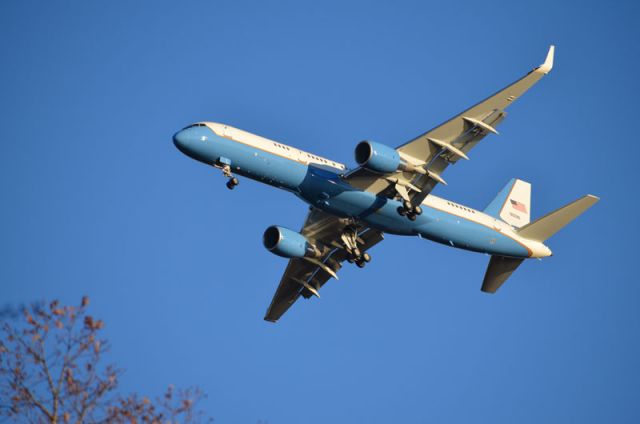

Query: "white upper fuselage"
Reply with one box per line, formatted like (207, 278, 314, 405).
(204, 122, 347, 172)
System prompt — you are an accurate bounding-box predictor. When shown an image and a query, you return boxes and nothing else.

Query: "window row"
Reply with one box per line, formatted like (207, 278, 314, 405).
(447, 201, 476, 214)
(272, 142, 291, 152)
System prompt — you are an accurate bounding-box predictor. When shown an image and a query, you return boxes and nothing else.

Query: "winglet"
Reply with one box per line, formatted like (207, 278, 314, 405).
(538, 45, 555, 74)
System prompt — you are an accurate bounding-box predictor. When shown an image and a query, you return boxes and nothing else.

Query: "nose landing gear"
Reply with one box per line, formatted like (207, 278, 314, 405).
(226, 175, 239, 190)
(219, 163, 239, 190)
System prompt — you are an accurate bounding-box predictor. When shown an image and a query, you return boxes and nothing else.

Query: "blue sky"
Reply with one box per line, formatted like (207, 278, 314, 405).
(1, 0, 639, 422)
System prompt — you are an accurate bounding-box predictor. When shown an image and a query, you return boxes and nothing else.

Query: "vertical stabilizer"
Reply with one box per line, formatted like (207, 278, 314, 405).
(484, 178, 531, 228)
(481, 255, 525, 293)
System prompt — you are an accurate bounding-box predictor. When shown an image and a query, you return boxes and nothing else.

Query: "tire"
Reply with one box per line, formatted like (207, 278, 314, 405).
(414, 206, 423, 215)
(363, 252, 371, 263)
(226, 181, 235, 190)
(356, 260, 366, 268)
(397, 206, 406, 216)
(408, 213, 417, 221)
(231, 177, 239, 185)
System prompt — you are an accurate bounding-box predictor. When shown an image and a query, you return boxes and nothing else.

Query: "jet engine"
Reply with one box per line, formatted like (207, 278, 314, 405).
(263, 226, 320, 259)
(355, 140, 426, 175)
(354, 141, 400, 174)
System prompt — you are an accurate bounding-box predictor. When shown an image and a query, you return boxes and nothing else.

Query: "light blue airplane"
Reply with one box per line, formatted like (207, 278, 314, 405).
(174, 46, 598, 322)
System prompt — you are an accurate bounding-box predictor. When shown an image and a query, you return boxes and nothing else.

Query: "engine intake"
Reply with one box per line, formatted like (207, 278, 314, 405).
(263, 226, 319, 259)
(354, 141, 400, 174)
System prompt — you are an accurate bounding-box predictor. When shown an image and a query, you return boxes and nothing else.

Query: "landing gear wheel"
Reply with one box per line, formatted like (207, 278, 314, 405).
(397, 206, 406, 216)
(362, 252, 371, 263)
(414, 206, 423, 215)
(352, 248, 361, 259)
(408, 213, 417, 221)
(226, 177, 239, 190)
(347, 257, 354, 264)
(356, 259, 366, 268)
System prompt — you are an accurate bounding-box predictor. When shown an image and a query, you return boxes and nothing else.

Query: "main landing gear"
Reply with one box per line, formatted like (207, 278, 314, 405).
(220, 164, 239, 190)
(348, 251, 372, 268)
(341, 226, 372, 268)
(397, 200, 422, 221)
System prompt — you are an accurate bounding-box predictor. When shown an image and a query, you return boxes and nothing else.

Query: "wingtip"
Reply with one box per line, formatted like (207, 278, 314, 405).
(538, 45, 555, 74)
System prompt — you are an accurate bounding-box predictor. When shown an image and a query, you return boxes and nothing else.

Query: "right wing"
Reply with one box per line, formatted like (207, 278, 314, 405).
(346, 46, 555, 205)
(264, 209, 384, 322)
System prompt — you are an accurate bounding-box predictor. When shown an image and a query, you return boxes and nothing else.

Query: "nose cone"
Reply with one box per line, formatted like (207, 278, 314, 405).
(173, 129, 190, 153)
(173, 124, 213, 161)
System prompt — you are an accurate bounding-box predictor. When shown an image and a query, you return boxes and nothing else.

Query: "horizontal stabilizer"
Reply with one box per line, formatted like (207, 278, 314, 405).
(517, 195, 599, 242)
(481, 255, 525, 293)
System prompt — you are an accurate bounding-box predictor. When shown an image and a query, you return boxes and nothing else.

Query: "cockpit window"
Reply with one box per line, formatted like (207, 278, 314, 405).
(182, 123, 207, 129)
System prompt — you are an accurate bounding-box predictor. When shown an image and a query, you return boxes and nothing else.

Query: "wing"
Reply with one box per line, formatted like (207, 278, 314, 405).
(264, 208, 384, 323)
(346, 46, 555, 205)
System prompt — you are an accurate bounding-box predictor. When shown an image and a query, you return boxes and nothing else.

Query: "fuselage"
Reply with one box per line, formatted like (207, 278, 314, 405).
(173, 122, 551, 259)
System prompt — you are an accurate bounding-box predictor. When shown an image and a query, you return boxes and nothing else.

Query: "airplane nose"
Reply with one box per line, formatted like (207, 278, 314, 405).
(173, 130, 189, 152)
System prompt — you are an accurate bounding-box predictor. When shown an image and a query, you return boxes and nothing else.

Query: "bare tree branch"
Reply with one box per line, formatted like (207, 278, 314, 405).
(0, 297, 212, 423)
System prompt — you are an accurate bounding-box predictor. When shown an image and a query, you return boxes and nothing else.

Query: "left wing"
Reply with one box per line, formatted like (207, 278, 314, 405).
(346, 46, 555, 206)
(264, 209, 384, 322)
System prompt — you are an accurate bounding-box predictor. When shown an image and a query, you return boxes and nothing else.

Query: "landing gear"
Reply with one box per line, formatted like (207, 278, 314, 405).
(226, 177, 239, 190)
(355, 253, 371, 268)
(397, 201, 422, 221)
(341, 225, 371, 268)
(220, 164, 239, 190)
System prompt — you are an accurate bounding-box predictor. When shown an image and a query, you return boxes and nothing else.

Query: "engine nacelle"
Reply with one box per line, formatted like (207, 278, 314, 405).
(263, 226, 319, 259)
(354, 141, 400, 174)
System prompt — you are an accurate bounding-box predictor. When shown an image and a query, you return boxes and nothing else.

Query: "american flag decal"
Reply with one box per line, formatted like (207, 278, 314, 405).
(510, 199, 527, 213)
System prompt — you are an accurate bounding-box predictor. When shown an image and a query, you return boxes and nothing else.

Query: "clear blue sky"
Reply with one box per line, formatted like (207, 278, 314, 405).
(2, 1, 638, 422)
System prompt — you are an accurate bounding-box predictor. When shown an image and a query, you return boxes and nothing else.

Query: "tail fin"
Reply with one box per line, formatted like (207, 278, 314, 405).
(517, 195, 599, 242)
(484, 178, 531, 228)
(481, 255, 525, 293)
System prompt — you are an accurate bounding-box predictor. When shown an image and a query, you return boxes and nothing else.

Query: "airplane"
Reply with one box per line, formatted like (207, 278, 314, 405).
(173, 46, 599, 323)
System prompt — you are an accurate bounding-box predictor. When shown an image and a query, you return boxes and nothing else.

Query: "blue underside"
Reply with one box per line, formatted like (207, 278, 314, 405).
(174, 126, 529, 258)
